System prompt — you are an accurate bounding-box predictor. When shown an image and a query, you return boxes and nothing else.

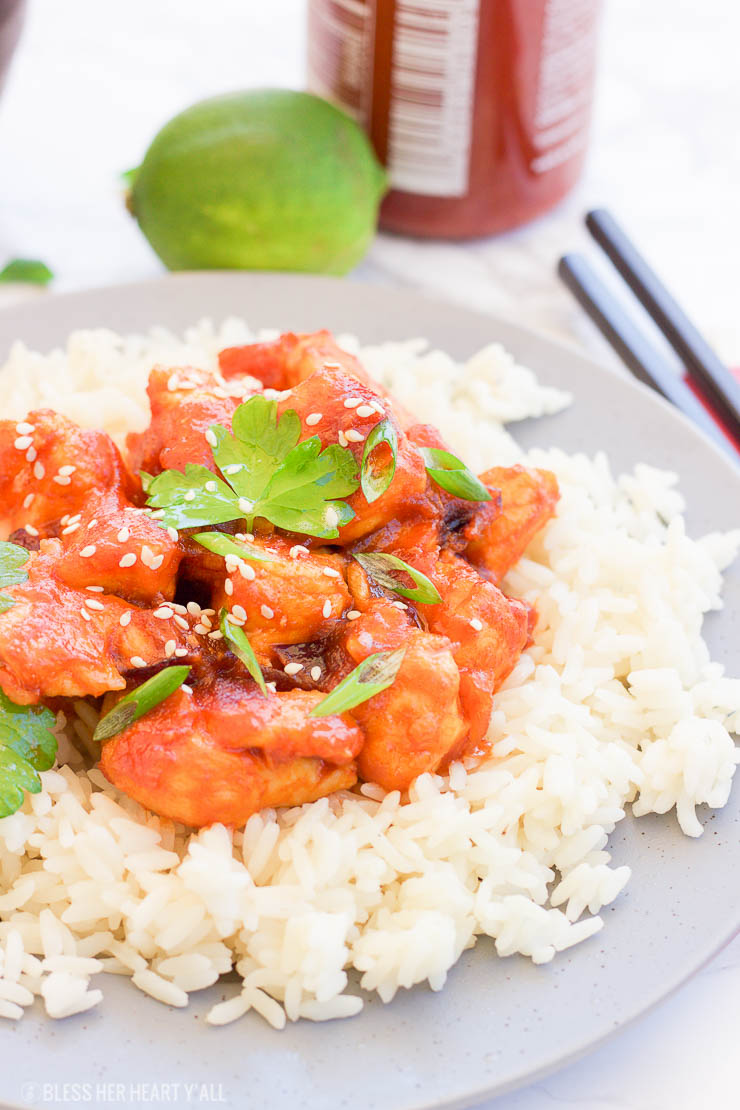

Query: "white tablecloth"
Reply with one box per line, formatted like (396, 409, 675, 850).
(0, 3, 738, 1108)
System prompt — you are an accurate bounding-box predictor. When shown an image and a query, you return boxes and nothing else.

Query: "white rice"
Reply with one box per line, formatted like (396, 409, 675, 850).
(0, 320, 738, 1027)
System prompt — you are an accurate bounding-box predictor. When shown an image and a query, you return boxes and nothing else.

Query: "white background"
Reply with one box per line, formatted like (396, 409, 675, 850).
(1, 3, 739, 1108)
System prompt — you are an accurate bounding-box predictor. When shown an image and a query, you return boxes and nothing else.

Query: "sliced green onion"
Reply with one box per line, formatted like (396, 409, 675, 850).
(0, 259, 54, 286)
(93, 666, 190, 742)
(353, 552, 441, 605)
(361, 418, 398, 504)
(194, 532, 272, 562)
(309, 648, 405, 718)
(418, 447, 492, 503)
(219, 609, 268, 695)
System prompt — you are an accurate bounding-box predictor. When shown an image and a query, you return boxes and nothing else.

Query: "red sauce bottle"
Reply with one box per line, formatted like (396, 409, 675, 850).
(308, 0, 602, 239)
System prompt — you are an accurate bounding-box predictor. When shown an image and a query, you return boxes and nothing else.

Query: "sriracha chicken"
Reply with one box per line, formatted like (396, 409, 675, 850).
(0, 331, 559, 827)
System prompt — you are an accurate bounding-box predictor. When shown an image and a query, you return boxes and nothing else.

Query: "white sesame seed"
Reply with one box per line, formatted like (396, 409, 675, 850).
(224, 579, 234, 596)
(61, 515, 70, 526)
(52, 475, 71, 486)
(265, 681, 277, 694)
(85, 587, 104, 596)
(119, 611, 132, 627)
(166, 527, 179, 542)
(80, 607, 91, 622)
(345, 429, 365, 443)
(392, 601, 408, 610)
(238, 561, 256, 581)
(165, 639, 176, 658)
(33, 462, 45, 480)
(284, 662, 303, 676)
(208, 631, 224, 641)
(172, 604, 188, 615)
(470, 618, 484, 631)
(202, 607, 215, 617)
(338, 430, 348, 448)
(149, 554, 164, 571)
(201, 614, 213, 629)
(58, 465, 76, 477)
(175, 648, 189, 658)
(15, 422, 34, 435)
(205, 429, 218, 447)
(205, 480, 217, 493)
(223, 465, 241, 476)
(184, 490, 196, 502)
(289, 544, 310, 558)
(85, 598, 104, 611)
(25, 446, 37, 463)
(226, 613, 245, 627)
(150, 509, 165, 520)
(80, 545, 97, 559)
(225, 555, 239, 572)
(167, 374, 179, 392)
(22, 493, 35, 509)
(174, 615, 190, 630)
(181, 684, 193, 695)
(343, 397, 362, 409)
(87, 519, 98, 529)
(346, 610, 361, 620)
(24, 524, 39, 537)
(130, 657, 147, 668)
(186, 602, 202, 615)
(325, 508, 339, 529)
(67, 514, 82, 524)
(310, 666, 322, 681)
(370, 401, 385, 415)
(14, 436, 32, 451)
(322, 567, 340, 578)
(117, 527, 130, 543)
(153, 607, 173, 620)
(119, 553, 136, 568)
(356, 405, 375, 418)
(322, 599, 332, 619)
(194, 624, 209, 635)
(305, 413, 322, 426)
(238, 498, 251, 514)
(232, 604, 247, 622)
(260, 605, 274, 620)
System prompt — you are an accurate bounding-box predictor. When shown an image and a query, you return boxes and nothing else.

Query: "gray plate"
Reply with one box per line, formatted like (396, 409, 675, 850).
(0, 273, 738, 1110)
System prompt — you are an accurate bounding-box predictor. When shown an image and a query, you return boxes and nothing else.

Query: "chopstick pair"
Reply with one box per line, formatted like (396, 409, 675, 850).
(558, 209, 740, 461)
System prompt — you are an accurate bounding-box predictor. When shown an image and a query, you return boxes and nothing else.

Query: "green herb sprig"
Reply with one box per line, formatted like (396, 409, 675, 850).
(0, 690, 57, 817)
(0, 542, 30, 615)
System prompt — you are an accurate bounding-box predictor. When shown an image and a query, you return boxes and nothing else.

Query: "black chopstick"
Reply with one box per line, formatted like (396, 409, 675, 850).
(557, 253, 737, 458)
(585, 208, 740, 443)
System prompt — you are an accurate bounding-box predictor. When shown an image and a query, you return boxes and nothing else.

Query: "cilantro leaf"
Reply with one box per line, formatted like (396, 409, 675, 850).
(93, 666, 191, 742)
(194, 533, 273, 562)
(146, 464, 241, 529)
(0, 541, 30, 615)
(0, 690, 57, 818)
(253, 438, 358, 537)
(309, 648, 405, 718)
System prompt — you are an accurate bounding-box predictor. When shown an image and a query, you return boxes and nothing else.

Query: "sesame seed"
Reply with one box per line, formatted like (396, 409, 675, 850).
(15, 422, 34, 435)
(208, 631, 224, 641)
(166, 527, 179, 542)
(338, 430, 348, 448)
(130, 657, 147, 668)
(322, 567, 340, 579)
(232, 604, 247, 622)
(24, 524, 39, 537)
(244, 533, 255, 542)
(345, 429, 365, 443)
(61, 515, 70, 526)
(343, 397, 362, 409)
(201, 614, 213, 629)
(149, 555, 164, 571)
(289, 544, 309, 558)
(205, 480, 217, 493)
(165, 639, 176, 658)
(52, 475, 71, 486)
(260, 604, 274, 620)
(150, 509, 165, 520)
(119, 611, 132, 627)
(187, 602, 202, 616)
(347, 610, 361, 620)
(224, 579, 234, 596)
(356, 405, 375, 418)
(119, 553, 136, 568)
(33, 462, 45, 480)
(284, 662, 303, 675)
(174, 615, 190, 630)
(194, 624, 209, 635)
(85, 586, 104, 593)
(175, 648, 189, 658)
(84, 599, 104, 611)
(325, 508, 339, 529)
(68, 514, 81, 524)
(184, 490, 196, 502)
(202, 607, 215, 617)
(322, 599, 332, 619)
(370, 401, 385, 415)
(80, 608, 91, 622)
(181, 684, 193, 695)
(117, 527, 130, 543)
(226, 613, 245, 626)
(265, 681, 277, 694)
(238, 562, 256, 581)
(58, 465, 76, 477)
(14, 435, 32, 451)
(25, 446, 37, 463)
(172, 604, 187, 615)
(238, 498, 251, 514)
(87, 519, 98, 529)
(310, 666, 322, 681)
(80, 545, 96, 559)
(392, 601, 408, 610)
(167, 375, 179, 392)
(205, 429, 218, 447)
(223, 465, 241, 476)
(153, 607, 173, 620)
(22, 493, 35, 509)
(470, 618, 483, 631)
(305, 413, 322, 426)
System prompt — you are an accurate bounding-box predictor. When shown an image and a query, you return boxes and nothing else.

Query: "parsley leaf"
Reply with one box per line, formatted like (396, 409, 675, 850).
(146, 396, 360, 539)
(309, 648, 405, 718)
(0, 542, 30, 615)
(0, 690, 57, 817)
(194, 532, 273, 563)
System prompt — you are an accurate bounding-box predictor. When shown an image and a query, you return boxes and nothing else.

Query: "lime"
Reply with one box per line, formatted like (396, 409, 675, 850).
(128, 89, 387, 275)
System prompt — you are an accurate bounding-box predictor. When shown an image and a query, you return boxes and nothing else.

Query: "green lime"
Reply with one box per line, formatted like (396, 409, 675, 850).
(128, 89, 388, 275)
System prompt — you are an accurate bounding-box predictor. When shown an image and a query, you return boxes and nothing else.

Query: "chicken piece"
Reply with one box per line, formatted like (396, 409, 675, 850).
(54, 495, 182, 604)
(339, 598, 468, 791)
(126, 366, 242, 477)
(0, 410, 135, 538)
(275, 364, 428, 545)
(209, 534, 351, 661)
(0, 542, 191, 704)
(100, 683, 362, 826)
(420, 554, 530, 748)
(463, 465, 559, 583)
